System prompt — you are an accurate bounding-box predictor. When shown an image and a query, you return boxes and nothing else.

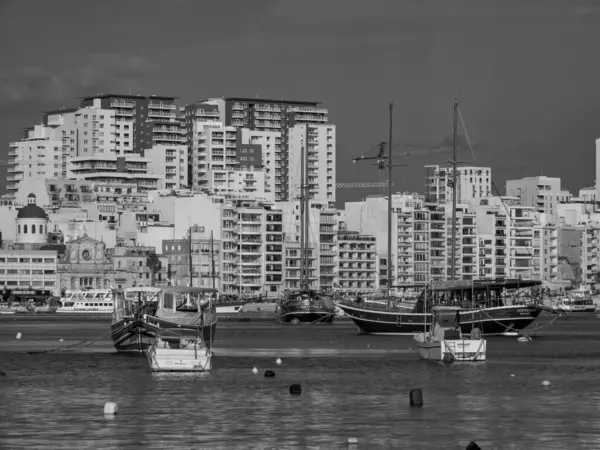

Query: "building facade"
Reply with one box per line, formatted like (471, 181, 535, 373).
(57, 235, 114, 291)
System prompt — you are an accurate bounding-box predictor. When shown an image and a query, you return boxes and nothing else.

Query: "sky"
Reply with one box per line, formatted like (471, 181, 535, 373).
(1, 0, 600, 206)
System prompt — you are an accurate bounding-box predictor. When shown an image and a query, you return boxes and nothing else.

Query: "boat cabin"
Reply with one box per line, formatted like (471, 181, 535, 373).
(159, 286, 217, 313)
(429, 306, 462, 341)
(412, 279, 542, 313)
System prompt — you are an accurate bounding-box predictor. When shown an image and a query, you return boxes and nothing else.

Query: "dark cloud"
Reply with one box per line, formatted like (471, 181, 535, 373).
(0, 53, 158, 116)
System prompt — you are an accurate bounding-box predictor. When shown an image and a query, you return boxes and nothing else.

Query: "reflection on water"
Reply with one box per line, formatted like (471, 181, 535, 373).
(3, 339, 600, 449)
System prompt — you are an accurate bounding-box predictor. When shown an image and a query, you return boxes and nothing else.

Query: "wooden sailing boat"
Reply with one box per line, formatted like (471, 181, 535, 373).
(335, 100, 544, 335)
(276, 127, 336, 324)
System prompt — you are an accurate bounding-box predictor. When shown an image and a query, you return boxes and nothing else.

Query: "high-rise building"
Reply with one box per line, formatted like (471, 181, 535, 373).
(506, 176, 562, 217)
(425, 165, 492, 204)
(185, 97, 331, 201)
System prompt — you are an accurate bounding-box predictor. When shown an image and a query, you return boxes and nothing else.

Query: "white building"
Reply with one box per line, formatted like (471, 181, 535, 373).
(425, 165, 492, 204)
(6, 125, 63, 201)
(288, 124, 336, 204)
(145, 144, 188, 190)
(15, 194, 49, 246)
(506, 176, 562, 217)
(238, 128, 281, 199)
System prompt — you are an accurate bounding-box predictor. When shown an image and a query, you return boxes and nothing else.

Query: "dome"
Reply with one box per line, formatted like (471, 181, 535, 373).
(17, 194, 47, 219)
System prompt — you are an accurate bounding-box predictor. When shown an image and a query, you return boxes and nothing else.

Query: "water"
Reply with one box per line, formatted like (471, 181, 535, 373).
(1, 315, 600, 449)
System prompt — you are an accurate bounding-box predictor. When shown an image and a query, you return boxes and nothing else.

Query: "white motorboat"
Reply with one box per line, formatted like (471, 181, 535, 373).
(216, 305, 244, 314)
(146, 336, 212, 372)
(413, 306, 487, 362)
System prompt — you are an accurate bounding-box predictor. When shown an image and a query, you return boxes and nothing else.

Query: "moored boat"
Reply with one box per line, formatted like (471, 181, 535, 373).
(335, 279, 543, 336)
(277, 289, 335, 324)
(110, 287, 162, 353)
(414, 305, 487, 362)
(146, 335, 212, 372)
(57, 289, 114, 314)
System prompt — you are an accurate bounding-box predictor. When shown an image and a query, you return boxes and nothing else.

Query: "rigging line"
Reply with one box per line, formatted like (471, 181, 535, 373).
(457, 107, 476, 162)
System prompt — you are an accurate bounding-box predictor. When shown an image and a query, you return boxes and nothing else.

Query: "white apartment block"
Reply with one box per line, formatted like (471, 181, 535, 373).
(145, 144, 188, 190)
(533, 226, 559, 282)
(237, 128, 281, 199)
(220, 200, 284, 298)
(288, 124, 336, 204)
(426, 165, 492, 204)
(337, 232, 377, 292)
(506, 176, 562, 217)
(68, 155, 161, 192)
(581, 224, 600, 285)
(6, 125, 63, 202)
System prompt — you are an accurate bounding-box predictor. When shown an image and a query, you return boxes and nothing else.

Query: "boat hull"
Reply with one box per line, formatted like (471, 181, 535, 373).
(416, 339, 487, 361)
(147, 342, 212, 372)
(335, 302, 543, 335)
(278, 310, 335, 324)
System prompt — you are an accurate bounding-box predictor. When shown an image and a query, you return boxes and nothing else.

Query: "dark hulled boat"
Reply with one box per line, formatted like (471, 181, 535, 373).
(335, 279, 544, 335)
(277, 289, 335, 324)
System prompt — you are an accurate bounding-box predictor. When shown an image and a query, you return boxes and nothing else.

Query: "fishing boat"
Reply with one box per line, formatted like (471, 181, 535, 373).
(110, 286, 162, 353)
(144, 286, 218, 349)
(334, 100, 544, 335)
(276, 129, 335, 324)
(552, 285, 597, 313)
(414, 305, 487, 362)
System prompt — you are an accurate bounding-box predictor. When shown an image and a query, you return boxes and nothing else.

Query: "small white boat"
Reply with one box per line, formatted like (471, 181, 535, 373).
(216, 305, 244, 314)
(146, 336, 212, 372)
(414, 306, 487, 362)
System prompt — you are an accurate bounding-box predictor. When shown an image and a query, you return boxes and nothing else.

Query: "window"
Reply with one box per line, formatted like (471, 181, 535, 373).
(32, 225, 36, 233)
(40, 225, 43, 234)
(17, 225, 20, 234)
(24, 225, 28, 233)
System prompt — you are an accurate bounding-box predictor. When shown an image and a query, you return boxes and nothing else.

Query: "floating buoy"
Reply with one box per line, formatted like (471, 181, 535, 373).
(15, 333, 21, 340)
(276, 358, 282, 365)
(347, 437, 358, 445)
(59, 339, 64, 342)
(252, 367, 258, 374)
(0, 370, 6, 376)
(366, 344, 371, 348)
(442, 353, 455, 364)
(517, 335, 532, 343)
(510, 374, 515, 377)
(542, 380, 551, 387)
(264, 370, 275, 378)
(289, 384, 302, 395)
(409, 388, 423, 407)
(103, 402, 118, 415)
(466, 442, 482, 450)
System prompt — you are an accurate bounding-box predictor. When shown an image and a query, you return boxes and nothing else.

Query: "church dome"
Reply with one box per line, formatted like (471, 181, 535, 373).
(17, 193, 47, 219)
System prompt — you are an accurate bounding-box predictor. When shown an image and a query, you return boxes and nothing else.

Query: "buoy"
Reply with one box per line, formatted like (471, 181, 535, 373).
(276, 358, 282, 365)
(289, 384, 302, 395)
(442, 353, 455, 364)
(347, 437, 358, 444)
(542, 380, 551, 387)
(59, 338, 64, 342)
(264, 370, 275, 378)
(366, 344, 371, 348)
(510, 374, 515, 377)
(0, 370, 6, 376)
(409, 388, 423, 407)
(16, 333, 21, 340)
(252, 367, 258, 374)
(466, 442, 482, 450)
(103, 402, 118, 415)
(517, 335, 532, 343)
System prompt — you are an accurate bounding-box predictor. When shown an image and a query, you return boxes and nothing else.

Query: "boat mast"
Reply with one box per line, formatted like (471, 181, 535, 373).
(189, 225, 193, 287)
(300, 139, 306, 289)
(450, 98, 458, 281)
(210, 229, 216, 290)
(387, 103, 393, 301)
(300, 126, 310, 290)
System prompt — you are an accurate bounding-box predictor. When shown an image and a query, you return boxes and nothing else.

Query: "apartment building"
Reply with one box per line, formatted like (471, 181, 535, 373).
(145, 144, 188, 190)
(446, 209, 478, 281)
(506, 176, 562, 217)
(238, 128, 281, 199)
(80, 94, 178, 156)
(6, 125, 63, 201)
(288, 124, 336, 204)
(113, 244, 168, 288)
(581, 224, 600, 285)
(534, 225, 559, 283)
(187, 97, 330, 201)
(220, 199, 284, 298)
(425, 165, 492, 204)
(68, 155, 161, 192)
(0, 249, 59, 294)
(337, 232, 377, 292)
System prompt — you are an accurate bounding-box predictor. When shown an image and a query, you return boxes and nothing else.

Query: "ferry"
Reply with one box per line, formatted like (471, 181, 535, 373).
(56, 289, 114, 314)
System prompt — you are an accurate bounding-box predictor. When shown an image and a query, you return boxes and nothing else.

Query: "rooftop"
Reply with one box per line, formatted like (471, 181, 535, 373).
(202, 97, 322, 106)
(80, 94, 178, 101)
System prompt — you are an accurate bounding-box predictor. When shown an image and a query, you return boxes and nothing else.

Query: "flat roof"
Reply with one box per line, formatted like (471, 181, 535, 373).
(44, 108, 78, 115)
(199, 97, 321, 106)
(80, 94, 178, 101)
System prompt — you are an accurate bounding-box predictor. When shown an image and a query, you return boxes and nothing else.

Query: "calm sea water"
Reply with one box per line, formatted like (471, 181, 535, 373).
(1, 315, 600, 449)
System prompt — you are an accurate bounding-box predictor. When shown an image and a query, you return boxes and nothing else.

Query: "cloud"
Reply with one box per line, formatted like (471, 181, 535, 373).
(0, 53, 158, 115)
